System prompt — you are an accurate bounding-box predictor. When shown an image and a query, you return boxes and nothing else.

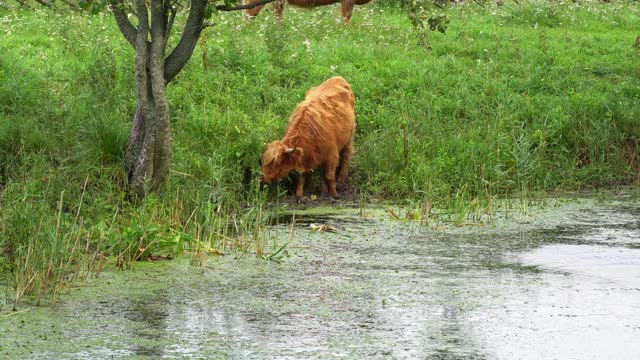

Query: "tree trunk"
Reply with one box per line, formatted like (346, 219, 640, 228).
(125, 91, 172, 198)
(111, 0, 206, 197)
(123, 0, 172, 197)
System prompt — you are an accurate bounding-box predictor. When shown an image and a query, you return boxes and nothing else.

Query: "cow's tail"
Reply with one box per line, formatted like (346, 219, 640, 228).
(337, 133, 354, 183)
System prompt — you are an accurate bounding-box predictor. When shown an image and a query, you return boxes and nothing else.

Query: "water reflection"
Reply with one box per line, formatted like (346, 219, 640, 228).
(471, 244, 640, 360)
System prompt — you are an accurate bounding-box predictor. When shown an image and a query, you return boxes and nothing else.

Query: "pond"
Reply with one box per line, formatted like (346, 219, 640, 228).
(1, 197, 639, 359)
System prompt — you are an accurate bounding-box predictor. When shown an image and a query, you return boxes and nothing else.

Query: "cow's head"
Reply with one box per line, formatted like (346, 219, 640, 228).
(261, 141, 304, 183)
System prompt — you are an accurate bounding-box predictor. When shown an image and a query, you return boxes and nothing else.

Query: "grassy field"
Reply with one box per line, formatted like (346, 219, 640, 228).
(1, 0, 639, 303)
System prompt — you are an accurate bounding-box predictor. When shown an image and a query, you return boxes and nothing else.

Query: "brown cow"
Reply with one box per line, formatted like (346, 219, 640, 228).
(244, 0, 373, 24)
(261, 76, 355, 200)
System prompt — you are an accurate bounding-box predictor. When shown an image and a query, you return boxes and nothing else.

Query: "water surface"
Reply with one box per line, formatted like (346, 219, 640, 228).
(1, 198, 639, 359)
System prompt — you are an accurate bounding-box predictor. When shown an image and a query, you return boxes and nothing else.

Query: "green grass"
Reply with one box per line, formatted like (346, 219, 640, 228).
(1, 1, 639, 303)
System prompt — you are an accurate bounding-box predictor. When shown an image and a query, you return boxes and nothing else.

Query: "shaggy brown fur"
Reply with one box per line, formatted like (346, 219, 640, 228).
(261, 76, 355, 199)
(244, 0, 372, 23)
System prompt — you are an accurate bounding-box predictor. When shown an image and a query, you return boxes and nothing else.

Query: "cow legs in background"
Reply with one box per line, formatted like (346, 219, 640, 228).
(243, 0, 264, 19)
(246, 0, 372, 23)
(341, 0, 372, 23)
(274, 0, 284, 20)
(341, 0, 355, 23)
(244, 0, 284, 21)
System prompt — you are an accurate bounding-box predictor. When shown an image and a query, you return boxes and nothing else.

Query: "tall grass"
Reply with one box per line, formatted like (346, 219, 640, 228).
(1, 1, 639, 303)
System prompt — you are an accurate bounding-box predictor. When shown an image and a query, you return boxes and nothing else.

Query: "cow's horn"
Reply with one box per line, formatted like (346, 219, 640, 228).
(285, 146, 296, 154)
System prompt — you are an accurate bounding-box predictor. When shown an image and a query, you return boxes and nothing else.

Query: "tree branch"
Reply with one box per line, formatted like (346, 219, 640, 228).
(110, 0, 137, 49)
(165, 3, 177, 39)
(215, 0, 277, 11)
(164, 0, 206, 83)
(201, 22, 216, 30)
(151, 0, 168, 47)
(134, 0, 151, 112)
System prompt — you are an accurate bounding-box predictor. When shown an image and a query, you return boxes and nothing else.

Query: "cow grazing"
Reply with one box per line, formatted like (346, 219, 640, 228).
(244, 0, 373, 24)
(261, 76, 355, 200)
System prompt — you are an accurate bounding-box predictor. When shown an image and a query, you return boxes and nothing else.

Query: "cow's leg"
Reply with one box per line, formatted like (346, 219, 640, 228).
(274, 0, 284, 21)
(337, 138, 354, 183)
(244, 0, 265, 20)
(323, 162, 340, 199)
(341, 0, 355, 23)
(324, 173, 338, 199)
(295, 172, 306, 199)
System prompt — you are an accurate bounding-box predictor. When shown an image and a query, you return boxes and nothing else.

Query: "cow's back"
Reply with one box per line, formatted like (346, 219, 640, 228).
(293, 76, 355, 139)
(305, 77, 355, 113)
(283, 77, 355, 170)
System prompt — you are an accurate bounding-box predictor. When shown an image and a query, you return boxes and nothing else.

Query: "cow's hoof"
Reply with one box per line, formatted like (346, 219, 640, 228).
(329, 196, 339, 204)
(296, 196, 309, 204)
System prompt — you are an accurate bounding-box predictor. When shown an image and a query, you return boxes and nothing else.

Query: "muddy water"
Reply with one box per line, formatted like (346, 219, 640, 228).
(2, 198, 640, 359)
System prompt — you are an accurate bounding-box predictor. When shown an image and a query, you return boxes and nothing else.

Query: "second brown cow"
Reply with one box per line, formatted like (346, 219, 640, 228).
(261, 76, 355, 200)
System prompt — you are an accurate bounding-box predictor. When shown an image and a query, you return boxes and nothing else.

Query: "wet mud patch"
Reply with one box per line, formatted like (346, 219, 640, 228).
(1, 198, 640, 358)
